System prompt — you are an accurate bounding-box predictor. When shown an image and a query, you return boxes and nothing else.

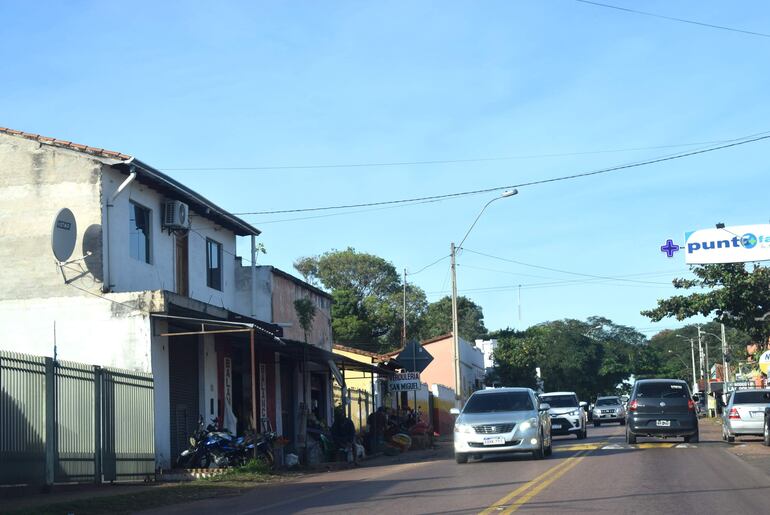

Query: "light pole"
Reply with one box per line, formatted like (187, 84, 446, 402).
(451, 189, 517, 404)
(702, 329, 728, 384)
(675, 335, 698, 394)
(667, 350, 691, 380)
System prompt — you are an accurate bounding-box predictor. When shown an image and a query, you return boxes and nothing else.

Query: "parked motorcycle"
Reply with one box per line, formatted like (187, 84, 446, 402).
(176, 417, 277, 469)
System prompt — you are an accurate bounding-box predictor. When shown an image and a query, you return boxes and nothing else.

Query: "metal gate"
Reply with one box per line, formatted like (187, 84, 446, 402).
(0, 350, 155, 486)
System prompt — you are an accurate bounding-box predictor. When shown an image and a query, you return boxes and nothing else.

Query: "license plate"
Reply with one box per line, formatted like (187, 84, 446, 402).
(552, 424, 562, 429)
(656, 420, 671, 427)
(483, 436, 505, 446)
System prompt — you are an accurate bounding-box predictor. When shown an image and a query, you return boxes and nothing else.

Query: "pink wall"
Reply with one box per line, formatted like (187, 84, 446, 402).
(419, 337, 456, 391)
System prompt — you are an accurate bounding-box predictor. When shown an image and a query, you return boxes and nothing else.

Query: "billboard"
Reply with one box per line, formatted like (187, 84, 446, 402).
(684, 224, 770, 264)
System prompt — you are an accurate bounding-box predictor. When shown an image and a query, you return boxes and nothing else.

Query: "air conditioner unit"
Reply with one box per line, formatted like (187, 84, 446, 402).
(163, 200, 190, 230)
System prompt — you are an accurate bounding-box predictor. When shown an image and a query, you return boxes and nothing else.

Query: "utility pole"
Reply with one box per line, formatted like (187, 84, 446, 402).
(451, 242, 461, 404)
(721, 323, 729, 384)
(402, 268, 407, 346)
(690, 338, 697, 394)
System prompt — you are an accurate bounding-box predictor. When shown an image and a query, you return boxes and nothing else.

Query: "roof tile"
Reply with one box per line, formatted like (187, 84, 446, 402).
(0, 126, 132, 160)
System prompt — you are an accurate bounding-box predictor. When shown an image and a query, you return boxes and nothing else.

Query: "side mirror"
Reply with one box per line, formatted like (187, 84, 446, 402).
(539, 403, 551, 411)
(450, 408, 460, 416)
(579, 401, 588, 408)
(692, 395, 698, 401)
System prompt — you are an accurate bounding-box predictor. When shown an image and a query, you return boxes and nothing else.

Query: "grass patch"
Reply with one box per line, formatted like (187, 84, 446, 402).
(5, 462, 297, 515)
(5, 483, 250, 515)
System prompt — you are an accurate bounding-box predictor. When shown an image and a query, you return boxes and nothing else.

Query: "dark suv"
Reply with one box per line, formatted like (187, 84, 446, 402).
(626, 379, 699, 444)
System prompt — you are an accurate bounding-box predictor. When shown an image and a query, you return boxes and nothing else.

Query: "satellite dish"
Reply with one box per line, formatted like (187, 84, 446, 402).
(52, 208, 77, 262)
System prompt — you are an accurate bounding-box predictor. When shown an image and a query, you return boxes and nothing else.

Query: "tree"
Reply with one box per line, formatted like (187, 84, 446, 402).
(490, 318, 641, 400)
(641, 264, 770, 343)
(293, 298, 317, 344)
(421, 296, 488, 342)
(294, 248, 427, 352)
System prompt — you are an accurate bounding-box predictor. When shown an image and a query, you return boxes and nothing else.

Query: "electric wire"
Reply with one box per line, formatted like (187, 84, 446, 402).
(574, 0, 770, 39)
(159, 137, 737, 172)
(407, 254, 450, 276)
(462, 248, 677, 285)
(233, 131, 770, 216)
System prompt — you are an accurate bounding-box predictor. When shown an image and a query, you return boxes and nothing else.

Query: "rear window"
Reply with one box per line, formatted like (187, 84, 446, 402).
(635, 382, 689, 399)
(541, 394, 578, 408)
(596, 398, 620, 406)
(463, 392, 533, 413)
(732, 391, 770, 404)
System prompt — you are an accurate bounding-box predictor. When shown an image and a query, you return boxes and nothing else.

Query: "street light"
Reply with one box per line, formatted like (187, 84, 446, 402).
(701, 328, 729, 384)
(675, 335, 698, 394)
(451, 189, 518, 403)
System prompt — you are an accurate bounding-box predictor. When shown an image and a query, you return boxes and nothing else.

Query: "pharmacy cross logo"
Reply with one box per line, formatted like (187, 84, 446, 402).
(660, 239, 680, 258)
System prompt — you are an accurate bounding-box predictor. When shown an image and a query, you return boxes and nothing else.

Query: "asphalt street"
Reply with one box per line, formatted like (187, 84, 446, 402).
(137, 423, 770, 514)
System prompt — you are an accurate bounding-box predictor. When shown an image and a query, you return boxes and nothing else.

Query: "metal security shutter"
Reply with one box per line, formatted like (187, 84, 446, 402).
(168, 336, 199, 463)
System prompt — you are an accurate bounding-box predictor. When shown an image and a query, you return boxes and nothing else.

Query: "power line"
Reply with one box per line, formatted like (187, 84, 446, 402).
(574, 0, 770, 39)
(407, 254, 450, 276)
(159, 138, 735, 172)
(234, 131, 770, 216)
(462, 248, 676, 285)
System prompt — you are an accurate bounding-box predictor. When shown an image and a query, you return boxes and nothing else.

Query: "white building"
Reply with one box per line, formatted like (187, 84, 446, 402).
(475, 338, 499, 371)
(0, 127, 358, 469)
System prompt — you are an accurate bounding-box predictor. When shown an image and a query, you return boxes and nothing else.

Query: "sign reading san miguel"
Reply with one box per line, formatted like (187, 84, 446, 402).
(684, 224, 770, 264)
(388, 371, 421, 392)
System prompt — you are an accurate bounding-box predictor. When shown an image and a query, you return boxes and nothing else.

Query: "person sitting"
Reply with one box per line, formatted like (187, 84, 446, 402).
(331, 406, 358, 465)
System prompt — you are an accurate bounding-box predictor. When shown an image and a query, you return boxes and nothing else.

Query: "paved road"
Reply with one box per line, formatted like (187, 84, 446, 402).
(138, 423, 770, 514)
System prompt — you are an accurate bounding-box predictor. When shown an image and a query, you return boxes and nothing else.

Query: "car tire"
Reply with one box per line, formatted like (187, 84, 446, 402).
(544, 438, 552, 457)
(764, 420, 770, 447)
(619, 419, 626, 426)
(533, 433, 545, 460)
(625, 426, 636, 445)
(685, 430, 699, 444)
(455, 453, 468, 464)
(577, 424, 587, 440)
(726, 434, 735, 443)
(594, 421, 600, 427)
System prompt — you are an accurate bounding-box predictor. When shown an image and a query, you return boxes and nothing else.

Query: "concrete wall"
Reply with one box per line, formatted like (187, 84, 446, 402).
(271, 272, 331, 350)
(0, 292, 154, 372)
(0, 133, 105, 301)
(235, 265, 332, 350)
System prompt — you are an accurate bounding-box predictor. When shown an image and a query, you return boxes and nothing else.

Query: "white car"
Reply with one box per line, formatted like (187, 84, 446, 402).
(451, 387, 552, 463)
(592, 396, 626, 426)
(540, 391, 588, 439)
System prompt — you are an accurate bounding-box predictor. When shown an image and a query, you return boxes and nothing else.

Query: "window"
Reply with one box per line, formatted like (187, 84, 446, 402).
(635, 382, 689, 399)
(129, 201, 151, 263)
(596, 398, 620, 406)
(463, 392, 533, 413)
(206, 238, 223, 290)
(732, 390, 770, 404)
(540, 394, 578, 408)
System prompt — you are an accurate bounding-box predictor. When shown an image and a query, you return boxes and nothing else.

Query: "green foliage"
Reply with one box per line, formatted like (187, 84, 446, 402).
(641, 264, 770, 342)
(293, 297, 317, 343)
(421, 296, 488, 342)
(490, 318, 643, 401)
(295, 248, 427, 352)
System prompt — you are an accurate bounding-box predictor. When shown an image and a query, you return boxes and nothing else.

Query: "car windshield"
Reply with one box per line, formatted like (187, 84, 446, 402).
(596, 398, 620, 406)
(463, 392, 533, 413)
(541, 395, 578, 408)
(732, 391, 770, 404)
(636, 382, 689, 399)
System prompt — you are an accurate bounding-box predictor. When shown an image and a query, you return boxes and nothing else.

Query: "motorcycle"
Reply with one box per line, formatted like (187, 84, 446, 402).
(176, 417, 278, 469)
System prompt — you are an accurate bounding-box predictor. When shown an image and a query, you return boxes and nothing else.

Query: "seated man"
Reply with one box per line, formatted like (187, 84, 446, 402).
(331, 406, 358, 464)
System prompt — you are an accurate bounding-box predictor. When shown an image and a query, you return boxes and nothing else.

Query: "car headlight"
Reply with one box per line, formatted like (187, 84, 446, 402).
(454, 423, 473, 434)
(519, 418, 538, 431)
(566, 409, 579, 416)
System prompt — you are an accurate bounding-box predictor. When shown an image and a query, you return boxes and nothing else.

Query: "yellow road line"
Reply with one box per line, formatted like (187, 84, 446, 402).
(635, 442, 676, 449)
(502, 452, 589, 514)
(552, 440, 607, 452)
(478, 451, 586, 515)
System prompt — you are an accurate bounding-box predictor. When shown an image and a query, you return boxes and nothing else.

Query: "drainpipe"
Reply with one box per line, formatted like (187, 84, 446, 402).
(102, 160, 136, 293)
(251, 235, 257, 317)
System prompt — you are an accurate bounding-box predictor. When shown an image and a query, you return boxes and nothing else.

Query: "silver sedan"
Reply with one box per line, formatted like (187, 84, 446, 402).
(722, 389, 770, 442)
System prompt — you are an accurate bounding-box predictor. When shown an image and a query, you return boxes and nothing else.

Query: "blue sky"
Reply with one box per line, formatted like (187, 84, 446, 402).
(3, 1, 769, 337)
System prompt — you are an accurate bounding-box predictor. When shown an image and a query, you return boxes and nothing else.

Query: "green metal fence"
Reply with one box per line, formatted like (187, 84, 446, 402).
(0, 350, 155, 486)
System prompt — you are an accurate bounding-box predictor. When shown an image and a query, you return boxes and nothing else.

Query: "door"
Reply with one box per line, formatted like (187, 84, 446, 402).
(168, 336, 199, 462)
(175, 234, 188, 296)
